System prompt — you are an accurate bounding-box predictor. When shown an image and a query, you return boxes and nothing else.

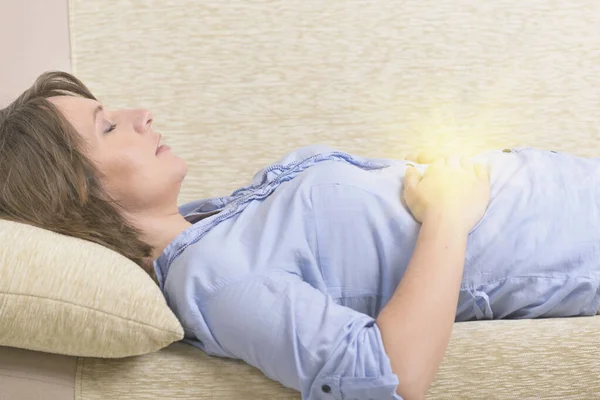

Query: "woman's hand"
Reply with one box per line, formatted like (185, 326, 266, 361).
(403, 156, 490, 234)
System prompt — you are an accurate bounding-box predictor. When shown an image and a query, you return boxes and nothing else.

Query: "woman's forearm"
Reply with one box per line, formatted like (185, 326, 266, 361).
(376, 213, 468, 400)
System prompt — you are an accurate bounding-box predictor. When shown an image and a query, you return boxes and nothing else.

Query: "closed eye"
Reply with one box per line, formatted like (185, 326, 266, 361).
(104, 123, 117, 134)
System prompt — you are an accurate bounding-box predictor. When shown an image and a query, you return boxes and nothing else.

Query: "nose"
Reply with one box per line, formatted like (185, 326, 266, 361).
(133, 109, 153, 134)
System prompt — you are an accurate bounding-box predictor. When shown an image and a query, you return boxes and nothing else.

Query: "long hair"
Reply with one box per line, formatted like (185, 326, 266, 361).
(0, 71, 153, 272)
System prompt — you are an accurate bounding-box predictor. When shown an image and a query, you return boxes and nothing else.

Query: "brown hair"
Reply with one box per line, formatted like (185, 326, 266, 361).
(0, 71, 153, 272)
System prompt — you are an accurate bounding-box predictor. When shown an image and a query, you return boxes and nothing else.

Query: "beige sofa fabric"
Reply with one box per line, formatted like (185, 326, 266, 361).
(67, 0, 600, 398)
(4, 316, 600, 400)
(0, 346, 75, 400)
(74, 318, 600, 399)
(76, 343, 298, 400)
(430, 318, 600, 399)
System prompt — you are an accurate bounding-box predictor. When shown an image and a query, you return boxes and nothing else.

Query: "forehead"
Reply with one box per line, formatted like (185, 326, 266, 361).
(48, 96, 99, 138)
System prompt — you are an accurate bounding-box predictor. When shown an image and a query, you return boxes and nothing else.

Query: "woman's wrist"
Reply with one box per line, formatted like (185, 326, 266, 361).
(421, 209, 471, 236)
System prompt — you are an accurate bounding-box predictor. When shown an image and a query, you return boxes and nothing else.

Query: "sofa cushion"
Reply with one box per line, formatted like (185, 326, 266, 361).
(0, 219, 183, 358)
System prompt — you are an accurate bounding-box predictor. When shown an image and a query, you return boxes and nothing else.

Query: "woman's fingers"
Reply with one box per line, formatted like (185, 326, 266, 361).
(403, 155, 491, 229)
(404, 167, 422, 192)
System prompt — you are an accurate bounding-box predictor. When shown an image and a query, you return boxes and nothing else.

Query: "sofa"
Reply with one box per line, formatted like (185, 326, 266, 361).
(3, 0, 600, 398)
(2, 316, 600, 399)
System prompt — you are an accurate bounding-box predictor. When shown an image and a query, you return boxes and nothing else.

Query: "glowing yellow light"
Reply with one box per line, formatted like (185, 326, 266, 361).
(368, 73, 525, 159)
(406, 101, 505, 159)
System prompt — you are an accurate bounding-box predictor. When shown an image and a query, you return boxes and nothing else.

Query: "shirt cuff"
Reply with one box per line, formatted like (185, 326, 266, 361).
(318, 373, 402, 400)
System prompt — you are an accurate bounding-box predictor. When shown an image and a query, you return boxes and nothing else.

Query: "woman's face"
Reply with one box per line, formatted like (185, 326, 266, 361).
(49, 96, 187, 214)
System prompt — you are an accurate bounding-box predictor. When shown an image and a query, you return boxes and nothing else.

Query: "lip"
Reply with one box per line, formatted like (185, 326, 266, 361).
(156, 144, 171, 155)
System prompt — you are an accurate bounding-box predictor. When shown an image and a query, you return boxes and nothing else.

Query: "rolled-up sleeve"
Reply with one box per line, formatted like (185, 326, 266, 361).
(200, 270, 402, 400)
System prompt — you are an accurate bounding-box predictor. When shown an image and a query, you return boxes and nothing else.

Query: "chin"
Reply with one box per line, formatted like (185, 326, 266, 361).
(173, 156, 188, 180)
(160, 152, 188, 183)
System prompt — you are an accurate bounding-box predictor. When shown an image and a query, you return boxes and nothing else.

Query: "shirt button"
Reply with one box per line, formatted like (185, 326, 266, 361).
(502, 149, 512, 153)
(321, 384, 332, 393)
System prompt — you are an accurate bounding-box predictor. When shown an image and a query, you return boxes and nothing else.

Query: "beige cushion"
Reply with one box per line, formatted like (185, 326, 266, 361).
(0, 219, 183, 358)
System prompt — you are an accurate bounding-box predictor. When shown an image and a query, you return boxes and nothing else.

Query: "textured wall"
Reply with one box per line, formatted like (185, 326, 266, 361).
(69, 0, 600, 205)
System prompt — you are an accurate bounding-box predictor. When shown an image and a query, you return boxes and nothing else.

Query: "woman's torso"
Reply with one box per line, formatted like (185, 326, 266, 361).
(156, 146, 600, 338)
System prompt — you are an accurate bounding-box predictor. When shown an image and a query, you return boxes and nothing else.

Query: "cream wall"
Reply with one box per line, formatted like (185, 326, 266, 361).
(0, 0, 71, 107)
(68, 1, 600, 204)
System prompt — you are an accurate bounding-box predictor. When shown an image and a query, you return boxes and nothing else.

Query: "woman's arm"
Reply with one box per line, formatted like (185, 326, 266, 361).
(376, 213, 469, 399)
(199, 272, 403, 399)
(377, 157, 490, 399)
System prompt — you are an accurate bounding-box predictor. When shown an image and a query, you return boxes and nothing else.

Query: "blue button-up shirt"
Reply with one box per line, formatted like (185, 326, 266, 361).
(155, 145, 600, 400)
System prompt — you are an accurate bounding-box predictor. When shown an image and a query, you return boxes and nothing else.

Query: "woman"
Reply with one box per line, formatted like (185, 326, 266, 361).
(2, 72, 599, 400)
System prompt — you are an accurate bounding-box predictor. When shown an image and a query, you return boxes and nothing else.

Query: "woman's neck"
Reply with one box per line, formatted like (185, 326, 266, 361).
(128, 210, 193, 260)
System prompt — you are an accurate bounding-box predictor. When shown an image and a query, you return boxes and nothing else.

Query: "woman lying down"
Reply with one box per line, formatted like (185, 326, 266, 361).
(3, 71, 600, 400)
